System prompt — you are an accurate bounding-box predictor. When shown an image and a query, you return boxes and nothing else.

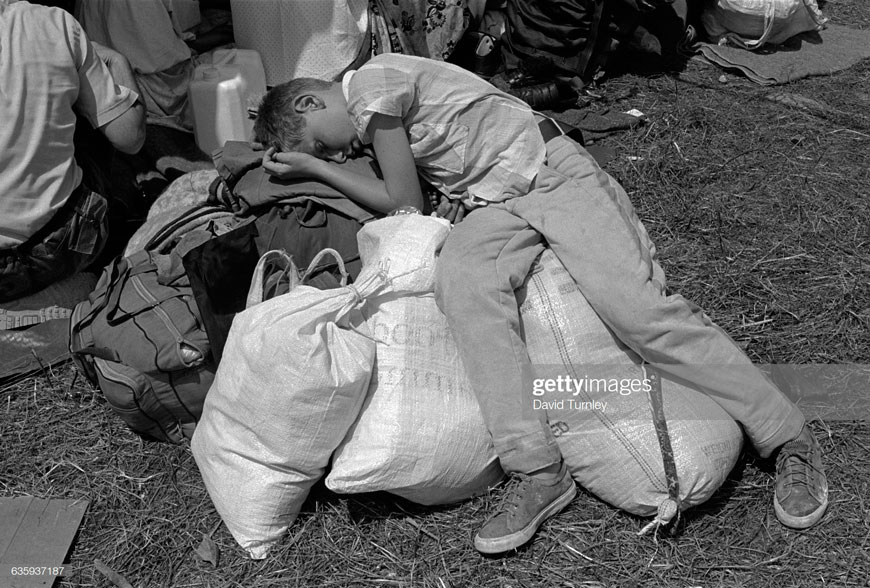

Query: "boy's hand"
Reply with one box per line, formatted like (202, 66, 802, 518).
(262, 147, 321, 180)
(434, 196, 468, 224)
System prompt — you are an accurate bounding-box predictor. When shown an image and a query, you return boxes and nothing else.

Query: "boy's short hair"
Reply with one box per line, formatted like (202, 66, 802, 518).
(252, 78, 332, 151)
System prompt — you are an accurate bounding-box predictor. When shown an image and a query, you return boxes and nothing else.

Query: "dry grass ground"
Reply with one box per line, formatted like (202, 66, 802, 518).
(2, 2, 869, 586)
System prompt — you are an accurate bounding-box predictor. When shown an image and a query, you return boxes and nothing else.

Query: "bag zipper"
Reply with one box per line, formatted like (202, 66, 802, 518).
(129, 275, 205, 366)
(94, 358, 178, 441)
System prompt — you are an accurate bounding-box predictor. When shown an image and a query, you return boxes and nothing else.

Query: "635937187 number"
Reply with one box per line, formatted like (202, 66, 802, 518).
(7, 566, 66, 576)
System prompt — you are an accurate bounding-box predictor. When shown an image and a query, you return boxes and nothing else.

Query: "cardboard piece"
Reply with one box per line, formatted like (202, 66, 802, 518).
(0, 497, 89, 588)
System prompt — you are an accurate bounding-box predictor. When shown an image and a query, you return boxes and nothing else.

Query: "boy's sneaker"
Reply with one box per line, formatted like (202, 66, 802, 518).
(774, 424, 828, 529)
(474, 462, 576, 554)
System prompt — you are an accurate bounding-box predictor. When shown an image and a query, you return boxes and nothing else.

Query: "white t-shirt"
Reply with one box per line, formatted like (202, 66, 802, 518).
(344, 53, 545, 208)
(0, 0, 138, 248)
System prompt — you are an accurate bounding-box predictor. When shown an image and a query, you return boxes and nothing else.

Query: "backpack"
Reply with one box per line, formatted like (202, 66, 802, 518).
(502, 0, 611, 84)
(69, 248, 216, 444)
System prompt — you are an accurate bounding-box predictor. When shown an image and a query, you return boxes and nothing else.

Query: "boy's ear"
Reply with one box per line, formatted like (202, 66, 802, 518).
(292, 94, 325, 114)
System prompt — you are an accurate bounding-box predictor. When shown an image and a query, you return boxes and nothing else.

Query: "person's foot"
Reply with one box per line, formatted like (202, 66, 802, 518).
(774, 424, 828, 529)
(474, 462, 576, 554)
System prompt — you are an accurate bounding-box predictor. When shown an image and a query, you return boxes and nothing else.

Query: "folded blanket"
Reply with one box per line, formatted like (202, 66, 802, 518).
(124, 170, 230, 256)
(696, 24, 870, 85)
(212, 141, 378, 223)
(0, 273, 98, 385)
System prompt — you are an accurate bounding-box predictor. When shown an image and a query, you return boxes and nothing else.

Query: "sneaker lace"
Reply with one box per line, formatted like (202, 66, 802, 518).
(493, 473, 534, 518)
(777, 439, 823, 493)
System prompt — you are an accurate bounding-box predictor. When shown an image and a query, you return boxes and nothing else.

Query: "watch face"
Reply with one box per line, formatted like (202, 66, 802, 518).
(475, 35, 495, 57)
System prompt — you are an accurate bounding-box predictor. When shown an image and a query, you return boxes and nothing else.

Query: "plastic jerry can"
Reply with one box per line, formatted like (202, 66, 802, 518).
(188, 49, 267, 156)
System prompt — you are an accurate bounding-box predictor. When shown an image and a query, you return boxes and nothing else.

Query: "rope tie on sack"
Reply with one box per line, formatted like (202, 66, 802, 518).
(638, 497, 680, 538)
(346, 284, 362, 306)
(637, 364, 683, 539)
(344, 265, 389, 301)
(339, 260, 393, 329)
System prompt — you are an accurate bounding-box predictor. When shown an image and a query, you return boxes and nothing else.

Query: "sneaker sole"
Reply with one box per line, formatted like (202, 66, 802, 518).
(774, 494, 829, 529)
(474, 482, 577, 554)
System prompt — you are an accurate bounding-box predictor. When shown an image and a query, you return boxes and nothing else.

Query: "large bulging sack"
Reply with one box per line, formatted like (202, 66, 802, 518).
(701, 0, 826, 49)
(519, 250, 743, 516)
(327, 215, 504, 505)
(191, 249, 385, 559)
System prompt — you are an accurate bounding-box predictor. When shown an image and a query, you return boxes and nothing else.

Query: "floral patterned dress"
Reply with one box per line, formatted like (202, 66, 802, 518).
(369, 0, 486, 61)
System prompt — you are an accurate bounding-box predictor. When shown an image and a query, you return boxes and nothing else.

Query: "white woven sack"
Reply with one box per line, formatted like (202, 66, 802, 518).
(701, 0, 826, 49)
(191, 249, 386, 559)
(519, 250, 743, 517)
(354, 213, 448, 294)
(327, 215, 504, 504)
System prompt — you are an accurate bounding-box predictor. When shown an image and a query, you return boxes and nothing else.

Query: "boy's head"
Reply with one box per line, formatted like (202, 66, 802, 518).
(253, 78, 362, 163)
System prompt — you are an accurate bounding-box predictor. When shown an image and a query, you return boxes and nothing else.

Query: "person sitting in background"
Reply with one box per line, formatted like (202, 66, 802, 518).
(74, 0, 195, 131)
(0, 0, 145, 303)
(252, 52, 828, 554)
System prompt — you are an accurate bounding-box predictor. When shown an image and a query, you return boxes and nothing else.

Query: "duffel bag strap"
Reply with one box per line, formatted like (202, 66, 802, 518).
(72, 345, 122, 363)
(72, 255, 133, 332)
(103, 250, 188, 325)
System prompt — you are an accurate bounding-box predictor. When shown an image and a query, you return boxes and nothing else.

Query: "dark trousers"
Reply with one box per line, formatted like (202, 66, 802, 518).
(0, 187, 109, 304)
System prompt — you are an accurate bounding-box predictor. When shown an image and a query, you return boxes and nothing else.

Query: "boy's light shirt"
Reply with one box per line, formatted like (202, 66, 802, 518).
(342, 54, 545, 208)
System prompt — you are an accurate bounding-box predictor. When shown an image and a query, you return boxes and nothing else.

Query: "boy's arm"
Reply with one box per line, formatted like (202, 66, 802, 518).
(262, 114, 423, 214)
(366, 113, 424, 212)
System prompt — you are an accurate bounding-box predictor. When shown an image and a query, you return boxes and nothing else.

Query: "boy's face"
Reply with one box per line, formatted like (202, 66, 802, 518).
(300, 100, 362, 164)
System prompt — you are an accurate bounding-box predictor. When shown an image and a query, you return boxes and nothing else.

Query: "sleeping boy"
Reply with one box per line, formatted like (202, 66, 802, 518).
(252, 53, 827, 554)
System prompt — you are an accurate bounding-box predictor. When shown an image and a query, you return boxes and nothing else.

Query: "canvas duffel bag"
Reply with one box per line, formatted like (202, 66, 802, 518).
(69, 249, 215, 444)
